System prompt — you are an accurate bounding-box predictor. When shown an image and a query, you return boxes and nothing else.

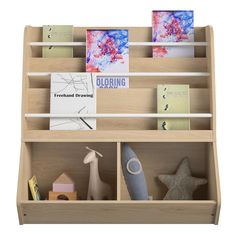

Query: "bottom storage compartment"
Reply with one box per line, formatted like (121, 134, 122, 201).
(17, 141, 220, 224)
(120, 142, 216, 201)
(17, 142, 118, 202)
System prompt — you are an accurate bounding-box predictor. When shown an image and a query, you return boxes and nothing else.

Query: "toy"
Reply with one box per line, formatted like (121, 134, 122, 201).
(158, 157, 208, 200)
(83, 146, 112, 200)
(53, 172, 75, 192)
(121, 143, 149, 200)
(49, 172, 77, 200)
(49, 191, 77, 200)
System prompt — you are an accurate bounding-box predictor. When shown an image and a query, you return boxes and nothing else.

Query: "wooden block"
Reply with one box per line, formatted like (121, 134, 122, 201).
(52, 172, 75, 192)
(48, 191, 77, 200)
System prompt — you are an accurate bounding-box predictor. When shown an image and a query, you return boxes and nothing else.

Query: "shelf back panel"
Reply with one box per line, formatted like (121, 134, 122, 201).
(28, 27, 206, 58)
(26, 88, 210, 130)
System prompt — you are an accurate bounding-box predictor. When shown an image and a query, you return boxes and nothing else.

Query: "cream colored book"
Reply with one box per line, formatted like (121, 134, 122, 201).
(42, 25, 73, 58)
(157, 84, 190, 130)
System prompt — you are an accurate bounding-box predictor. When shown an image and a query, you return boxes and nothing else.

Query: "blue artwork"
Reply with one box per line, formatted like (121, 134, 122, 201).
(86, 29, 129, 72)
(152, 10, 194, 57)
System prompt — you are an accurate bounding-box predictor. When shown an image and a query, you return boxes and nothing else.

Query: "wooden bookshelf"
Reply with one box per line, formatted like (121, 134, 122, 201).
(17, 26, 221, 224)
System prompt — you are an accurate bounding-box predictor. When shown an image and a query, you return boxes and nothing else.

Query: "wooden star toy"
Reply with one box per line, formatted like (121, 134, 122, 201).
(158, 157, 207, 200)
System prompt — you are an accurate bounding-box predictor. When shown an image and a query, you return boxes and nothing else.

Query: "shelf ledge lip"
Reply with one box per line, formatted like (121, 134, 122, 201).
(25, 113, 212, 118)
(23, 130, 214, 143)
(27, 72, 210, 77)
(30, 41, 208, 47)
(19, 200, 216, 204)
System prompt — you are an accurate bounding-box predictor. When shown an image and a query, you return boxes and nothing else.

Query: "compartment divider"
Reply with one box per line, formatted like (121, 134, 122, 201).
(117, 142, 121, 201)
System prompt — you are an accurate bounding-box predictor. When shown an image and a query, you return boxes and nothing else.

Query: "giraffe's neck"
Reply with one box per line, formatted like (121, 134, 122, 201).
(89, 158, 101, 183)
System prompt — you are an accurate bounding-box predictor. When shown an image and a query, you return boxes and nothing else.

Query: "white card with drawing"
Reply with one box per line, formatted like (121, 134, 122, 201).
(50, 73, 96, 130)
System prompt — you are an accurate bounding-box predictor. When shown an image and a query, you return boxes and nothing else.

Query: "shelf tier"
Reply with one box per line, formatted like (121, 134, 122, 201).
(23, 130, 214, 142)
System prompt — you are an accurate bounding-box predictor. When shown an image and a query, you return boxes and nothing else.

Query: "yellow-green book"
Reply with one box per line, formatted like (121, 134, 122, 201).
(28, 176, 41, 200)
(157, 84, 190, 130)
(42, 25, 73, 58)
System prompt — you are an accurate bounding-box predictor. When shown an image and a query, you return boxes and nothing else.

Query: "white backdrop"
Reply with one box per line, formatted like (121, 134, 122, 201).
(0, 0, 234, 235)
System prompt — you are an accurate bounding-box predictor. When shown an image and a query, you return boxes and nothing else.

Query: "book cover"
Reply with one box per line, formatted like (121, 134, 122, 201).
(157, 84, 190, 130)
(86, 29, 129, 88)
(50, 73, 96, 130)
(152, 11, 194, 57)
(42, 25, 73, 58)
(28, 176, 41, 200)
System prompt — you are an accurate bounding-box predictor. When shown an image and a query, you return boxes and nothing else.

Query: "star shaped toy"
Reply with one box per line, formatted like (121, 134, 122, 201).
(158, 157, 207, 200)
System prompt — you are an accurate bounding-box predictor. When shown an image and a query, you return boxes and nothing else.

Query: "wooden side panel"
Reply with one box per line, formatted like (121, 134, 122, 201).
(208, 142, 221, 224)
(206, 26, 216, 134)
(17, 143, 32, 224)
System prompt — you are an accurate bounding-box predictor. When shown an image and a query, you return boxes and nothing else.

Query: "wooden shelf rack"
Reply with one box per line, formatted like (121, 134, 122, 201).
(17, 26, 221, 224)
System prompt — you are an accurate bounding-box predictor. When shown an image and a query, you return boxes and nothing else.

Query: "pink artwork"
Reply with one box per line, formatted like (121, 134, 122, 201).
(152, 11, 194, 57)
(52, 173, 75, 192)
(86, 30, 129, 72)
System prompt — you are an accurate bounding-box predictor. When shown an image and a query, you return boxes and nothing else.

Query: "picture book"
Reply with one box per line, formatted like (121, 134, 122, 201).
(28, 176, 41, 200)
(42, 25, 73, 58)
(152, 11, 194, 57)
(50, 73, 96, 130)
(157, 84, 190, 130)
(86, 29, 129, 88)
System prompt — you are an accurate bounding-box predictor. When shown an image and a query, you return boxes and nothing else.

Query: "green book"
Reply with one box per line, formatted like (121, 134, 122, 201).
(157, 84, 190, 130)
(42, 25, 73, 58)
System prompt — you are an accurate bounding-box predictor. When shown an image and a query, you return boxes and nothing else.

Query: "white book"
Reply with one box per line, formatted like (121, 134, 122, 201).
(50, 73, 96, 130)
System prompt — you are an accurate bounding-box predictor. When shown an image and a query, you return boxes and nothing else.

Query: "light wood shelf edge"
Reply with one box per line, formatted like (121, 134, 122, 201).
(213, 142, 221, 225)
(19, 200, 217, 204)
(23, 130, 214, 142)
(16, 145, 25, 225)
(117, 142, 121, 201)
(206, 26, 220, 224)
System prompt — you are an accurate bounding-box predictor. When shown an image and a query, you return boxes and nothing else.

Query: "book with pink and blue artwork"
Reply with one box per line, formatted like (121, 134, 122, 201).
(86, 29, 129, 88)
(152, 11, 194, 58)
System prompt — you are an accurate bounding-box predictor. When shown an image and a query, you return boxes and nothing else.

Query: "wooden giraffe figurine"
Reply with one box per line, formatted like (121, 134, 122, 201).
(83, 146, 112, 200)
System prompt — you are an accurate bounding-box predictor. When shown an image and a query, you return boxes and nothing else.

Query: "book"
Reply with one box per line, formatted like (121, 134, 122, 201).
(157, 84, 190, 130)
(28, 176, 41, 200)
(86, 29, 129, 88)
(42, 25, 73, 58)
(50, 73, 96, 130)
(152, 11, 194, 57)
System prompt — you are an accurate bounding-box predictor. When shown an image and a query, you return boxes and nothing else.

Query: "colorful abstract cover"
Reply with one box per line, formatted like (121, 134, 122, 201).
(152, 11, 194, 57)
(50, 73, 96, 130)
(86, 29, 129, 88)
